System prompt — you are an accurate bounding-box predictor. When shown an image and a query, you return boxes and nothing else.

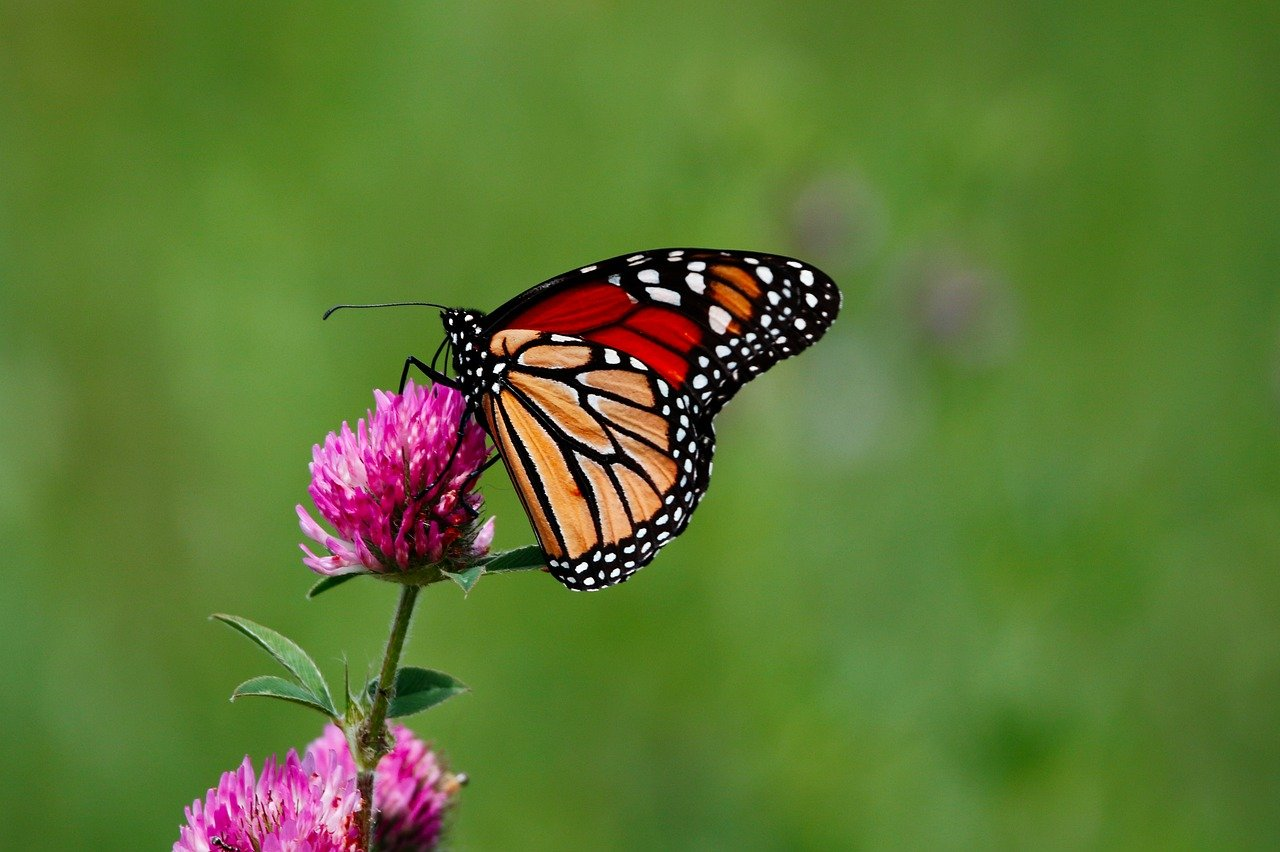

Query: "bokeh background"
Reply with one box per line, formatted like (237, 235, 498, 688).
(3, 2, 1278, 849)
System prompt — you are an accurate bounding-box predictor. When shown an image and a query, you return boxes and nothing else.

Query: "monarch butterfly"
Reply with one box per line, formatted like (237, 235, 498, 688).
(410, 248, 840, 590)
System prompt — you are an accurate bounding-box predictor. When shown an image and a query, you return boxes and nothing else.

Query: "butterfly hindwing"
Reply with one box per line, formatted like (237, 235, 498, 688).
(476, 330, 712, 589)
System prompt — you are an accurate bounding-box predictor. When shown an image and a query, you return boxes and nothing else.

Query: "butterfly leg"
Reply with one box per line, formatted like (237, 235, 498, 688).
(444, 454, 501, 522)
(412, 404, 488, 503)
(457, 453, 502, 493)
(397, 354, 487, 499)
(399, 355, 459, 394)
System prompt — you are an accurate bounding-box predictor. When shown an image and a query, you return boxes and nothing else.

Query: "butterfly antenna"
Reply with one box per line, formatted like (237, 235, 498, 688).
(323, 301, 449, 320)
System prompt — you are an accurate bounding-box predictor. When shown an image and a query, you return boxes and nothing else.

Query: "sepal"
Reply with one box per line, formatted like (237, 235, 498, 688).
(480, 544, 546, 574)
(307, 574, 358, 598)
(304, 544, 547, 598)
(443, 565, 484, 595)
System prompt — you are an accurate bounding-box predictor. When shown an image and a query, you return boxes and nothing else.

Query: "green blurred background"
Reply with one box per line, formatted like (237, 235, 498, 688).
(2, 2, 1278, 849)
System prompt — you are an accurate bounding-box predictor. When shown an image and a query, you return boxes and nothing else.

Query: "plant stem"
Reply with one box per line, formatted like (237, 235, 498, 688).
(355, 770, 375, 849)
(355, 583, 421, 851)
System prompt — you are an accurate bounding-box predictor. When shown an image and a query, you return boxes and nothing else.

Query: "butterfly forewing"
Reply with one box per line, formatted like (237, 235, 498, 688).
(487, 249, 842, 414)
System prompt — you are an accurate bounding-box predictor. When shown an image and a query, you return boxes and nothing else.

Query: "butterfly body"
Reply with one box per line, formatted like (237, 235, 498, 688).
(441, 248, 840, 590)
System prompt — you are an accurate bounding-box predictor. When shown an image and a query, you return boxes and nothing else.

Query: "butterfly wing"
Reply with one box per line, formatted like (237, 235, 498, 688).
(485, 248, 842, 415)
(477, 328, 711, 589)
(448, 248, 841, 590)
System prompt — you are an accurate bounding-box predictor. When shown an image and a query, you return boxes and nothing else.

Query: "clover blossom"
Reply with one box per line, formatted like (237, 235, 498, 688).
(174, 747, 360, 852)
(310, 724, 459, 851)
(298, 380, 493, 576)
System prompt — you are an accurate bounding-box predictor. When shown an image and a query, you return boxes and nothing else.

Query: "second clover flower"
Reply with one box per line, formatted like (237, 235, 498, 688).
(175, 725, 462, 852)
(298, 380, 494, 577)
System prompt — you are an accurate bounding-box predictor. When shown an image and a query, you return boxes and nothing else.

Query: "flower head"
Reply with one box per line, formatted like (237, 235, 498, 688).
(298, 380, 493, 576)
(309, 724, 460, 852)
(174, 747, 361, 852)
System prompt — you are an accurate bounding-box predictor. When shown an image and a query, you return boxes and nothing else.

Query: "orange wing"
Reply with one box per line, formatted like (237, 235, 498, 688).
(479, 329, 712, 590)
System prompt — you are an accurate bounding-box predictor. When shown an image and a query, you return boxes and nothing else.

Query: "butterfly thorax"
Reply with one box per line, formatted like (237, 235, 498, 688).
(442, 308, 498, 404)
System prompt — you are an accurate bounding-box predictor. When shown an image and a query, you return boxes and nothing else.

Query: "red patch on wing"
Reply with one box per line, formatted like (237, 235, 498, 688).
(503, 282, 635, 332)
(626, 306, 701, 351)
(587, 327, 690, 384)
(500, 281, 704, 386)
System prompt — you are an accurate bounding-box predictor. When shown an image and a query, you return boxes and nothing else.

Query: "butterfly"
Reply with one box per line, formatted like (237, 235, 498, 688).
(420, 248, 840, 590)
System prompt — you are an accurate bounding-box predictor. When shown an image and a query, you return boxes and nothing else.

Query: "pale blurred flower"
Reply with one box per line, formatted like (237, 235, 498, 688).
(900, 249, 1020, 367)
(788, 168, 887, 271)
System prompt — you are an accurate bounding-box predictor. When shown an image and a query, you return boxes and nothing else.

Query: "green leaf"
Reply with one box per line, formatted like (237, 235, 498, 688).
(307, 573, 360, 599)
(366, 666, 469, 718)
(388, 667, 469, 717)
(443, 564, 484, 595)
(211, 614, 337, 717)
(481, 544, 546, 573)
(231, 675, 336, 717)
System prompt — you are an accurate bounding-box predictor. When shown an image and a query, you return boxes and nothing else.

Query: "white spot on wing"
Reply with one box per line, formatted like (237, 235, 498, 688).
(708, 305, 732, 334)
(637, 269, 660, 284)
(800, 269, 815, 286)
(646, 286, 681, 306)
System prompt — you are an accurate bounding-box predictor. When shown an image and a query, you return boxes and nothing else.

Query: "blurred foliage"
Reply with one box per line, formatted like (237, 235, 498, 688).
(2, 2, 1278, 849)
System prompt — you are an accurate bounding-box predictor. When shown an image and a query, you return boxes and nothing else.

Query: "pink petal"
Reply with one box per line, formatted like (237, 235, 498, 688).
(471, 517, 496, 555)
(297, 379, 495, 576)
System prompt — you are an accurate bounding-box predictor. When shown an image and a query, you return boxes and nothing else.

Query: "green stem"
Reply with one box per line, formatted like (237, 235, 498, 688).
(355, 583, 421, 851)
